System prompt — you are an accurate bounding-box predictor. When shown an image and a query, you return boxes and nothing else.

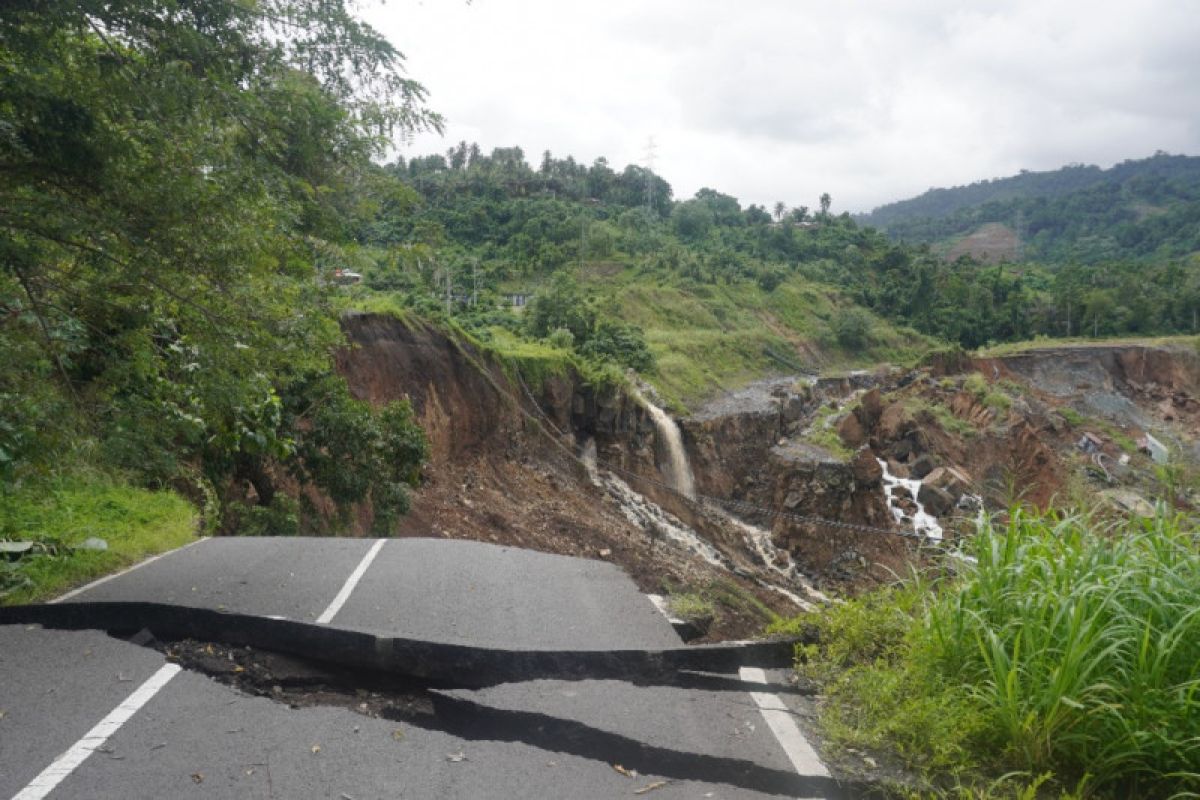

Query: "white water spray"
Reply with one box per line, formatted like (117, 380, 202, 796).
(581, 439, 726, 568)
(877, 458, 943, 540)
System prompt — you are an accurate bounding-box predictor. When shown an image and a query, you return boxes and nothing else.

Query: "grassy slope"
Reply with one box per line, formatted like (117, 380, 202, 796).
(978, 333, 1200, 357)
(579, 265, 934, 409)
(1, 475, 197, 604)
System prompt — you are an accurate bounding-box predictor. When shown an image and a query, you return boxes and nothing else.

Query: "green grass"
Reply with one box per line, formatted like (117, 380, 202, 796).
(978, 334, 1200, 358)
(780, 510, 1200, 797)
(1, 474, 197, 604)
(803, 403, 855, 459)
(578, 267, 933, 408)
(667, 592, 716, 623)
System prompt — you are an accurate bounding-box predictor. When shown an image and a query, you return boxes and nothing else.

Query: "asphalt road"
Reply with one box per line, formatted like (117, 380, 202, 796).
(0, 537, 836, 799)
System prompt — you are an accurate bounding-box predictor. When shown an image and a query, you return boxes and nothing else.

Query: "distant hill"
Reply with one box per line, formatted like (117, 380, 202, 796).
(857, 153, 1200, 263)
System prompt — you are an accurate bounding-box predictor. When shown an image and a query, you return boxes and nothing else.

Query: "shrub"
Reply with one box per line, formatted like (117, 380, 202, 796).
(790, 510, 1200, 796)
(832, 307, 873, 350)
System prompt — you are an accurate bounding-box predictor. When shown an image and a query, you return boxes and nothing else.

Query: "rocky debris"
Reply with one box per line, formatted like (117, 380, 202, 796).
(908, 454, 935, 480)
(916, 483, 954, 516)
(1100, 489, 1156, 517)
(851, 449, 883, 487)
(924, 466, 972, 499)
(837, 412, 867, 448)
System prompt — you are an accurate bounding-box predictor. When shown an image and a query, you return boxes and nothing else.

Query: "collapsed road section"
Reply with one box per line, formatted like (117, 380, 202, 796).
(1, 536, 846, 799)
(0, 601, 800, 689)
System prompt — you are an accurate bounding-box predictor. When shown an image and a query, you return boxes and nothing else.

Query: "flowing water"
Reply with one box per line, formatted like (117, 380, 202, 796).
(877, 458, 943, 540)
(633, 388, 696, 499)
(583, 389, 831, 611)
(580, 440, 726, 568)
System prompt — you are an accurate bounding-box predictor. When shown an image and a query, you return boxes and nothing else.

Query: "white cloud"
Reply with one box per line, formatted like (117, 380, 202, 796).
(362, 0, 1200, 212)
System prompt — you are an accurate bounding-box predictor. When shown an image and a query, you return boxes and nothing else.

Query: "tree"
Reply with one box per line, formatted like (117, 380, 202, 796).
(774, 201, 787, 222)
(819, 193, 833, 218)
(1, 0, 439, 525)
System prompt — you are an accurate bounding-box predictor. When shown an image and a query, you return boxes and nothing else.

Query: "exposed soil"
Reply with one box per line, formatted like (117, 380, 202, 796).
(944, 222, 1021, 263)
(330, 314, 1200, 632)
(334, 313, 799, 641)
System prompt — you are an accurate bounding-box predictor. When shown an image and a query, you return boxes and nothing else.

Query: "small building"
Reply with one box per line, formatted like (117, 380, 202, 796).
(1076, 432, 1104, 454)
(331, 268, 362, 286)
(504, 293, 531, 308)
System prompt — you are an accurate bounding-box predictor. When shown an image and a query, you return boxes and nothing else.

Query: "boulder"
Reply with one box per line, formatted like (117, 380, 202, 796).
(926, 465, 972, 497)
(886, 458, 909, 479)
(851, 449, 883, 487)
(877, 402, 912, 441)
(838, 412, 867, 447)
(858, 388, 884, 428)
(917, 483, 955, 516)
(910, 454, 936, 480)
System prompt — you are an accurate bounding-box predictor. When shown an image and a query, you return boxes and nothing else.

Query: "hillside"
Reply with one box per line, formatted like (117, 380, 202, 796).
(858, 152, 1200, 263)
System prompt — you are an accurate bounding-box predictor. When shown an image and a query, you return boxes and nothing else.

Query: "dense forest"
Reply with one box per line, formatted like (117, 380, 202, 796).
(348, 145, 1200, 356)
(858, 153, 1200, 263)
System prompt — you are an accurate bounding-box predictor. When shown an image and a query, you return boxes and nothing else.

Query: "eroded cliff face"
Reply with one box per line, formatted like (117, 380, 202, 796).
(333, 313, 800, 637)
(333, 314, 1200, 603)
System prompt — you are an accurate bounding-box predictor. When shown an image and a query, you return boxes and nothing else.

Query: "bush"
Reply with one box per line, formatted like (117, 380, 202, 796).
(832, 307, 873, 350)
(790, 510, 1200, 796)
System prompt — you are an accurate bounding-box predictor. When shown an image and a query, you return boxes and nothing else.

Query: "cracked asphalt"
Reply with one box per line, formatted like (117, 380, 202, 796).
(0, 537, 838, 799)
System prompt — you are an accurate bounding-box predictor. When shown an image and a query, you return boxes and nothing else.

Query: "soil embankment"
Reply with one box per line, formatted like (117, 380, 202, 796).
(335, 316, 1200, 617)
(334, 313, 798, 638)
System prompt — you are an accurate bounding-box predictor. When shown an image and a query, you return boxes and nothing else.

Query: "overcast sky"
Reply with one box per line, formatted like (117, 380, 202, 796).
(361, 0, 1200, 213)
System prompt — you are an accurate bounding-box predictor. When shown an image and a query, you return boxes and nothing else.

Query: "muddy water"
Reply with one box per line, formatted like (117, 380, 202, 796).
(634, 389, 696, 499)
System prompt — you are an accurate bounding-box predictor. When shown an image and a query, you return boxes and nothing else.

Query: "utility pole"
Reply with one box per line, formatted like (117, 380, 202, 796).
(1014, 208, 1025, 261)
(471, 258, 478, 307)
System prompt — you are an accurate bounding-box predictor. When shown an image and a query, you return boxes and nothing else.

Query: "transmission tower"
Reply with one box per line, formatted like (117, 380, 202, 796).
(643, 136, 657, 215)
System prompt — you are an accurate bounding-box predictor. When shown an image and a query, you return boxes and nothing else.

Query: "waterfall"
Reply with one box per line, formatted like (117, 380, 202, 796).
(633, 389, 696, 499)
(877, 458, 943, 540)
(581, 439, 727, 569)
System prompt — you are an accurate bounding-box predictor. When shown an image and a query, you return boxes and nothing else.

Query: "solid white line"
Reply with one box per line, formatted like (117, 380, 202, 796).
(315, 539, 386, 624)
(739, 667, 830, 779)
(12, 664, 182, 800)
(50, 538, 210, 604)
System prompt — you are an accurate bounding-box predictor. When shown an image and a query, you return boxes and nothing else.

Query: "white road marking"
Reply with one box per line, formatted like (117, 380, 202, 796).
(12, 664, 182, 800)
(739, 666, 830, 779)
(50, 538, 210, 603)
(316, 538, 386, 624)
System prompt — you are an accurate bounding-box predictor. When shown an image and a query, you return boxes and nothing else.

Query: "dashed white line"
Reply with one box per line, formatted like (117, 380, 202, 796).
(315, 538, 386, 624)
(12, 664, 182, 800)
(740, 666, 830, 780)
(50, 538, 210, 603)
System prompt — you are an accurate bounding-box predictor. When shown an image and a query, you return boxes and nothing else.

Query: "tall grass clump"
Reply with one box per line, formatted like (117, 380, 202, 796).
(793, 510, 1200, 796)
(928, 510, 1200, 794)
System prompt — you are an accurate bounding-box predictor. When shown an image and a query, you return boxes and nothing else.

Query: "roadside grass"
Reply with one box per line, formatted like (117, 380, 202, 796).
(772, 509, 1200, 798)
(0, 473, 197, 604)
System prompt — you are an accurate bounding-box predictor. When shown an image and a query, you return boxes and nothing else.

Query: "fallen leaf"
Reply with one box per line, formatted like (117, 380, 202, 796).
(233, 665, 245, 674)
(635, 781, 669, 794)
(446, 751, 467, 763)
(0, 710, 7, 720)
(612, 764, 637, 778)
(311, 744, 321, 754)
(191, 773, 204, 784)
(391, 729, 405, 741)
